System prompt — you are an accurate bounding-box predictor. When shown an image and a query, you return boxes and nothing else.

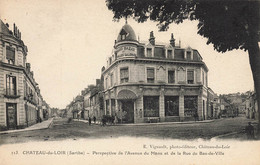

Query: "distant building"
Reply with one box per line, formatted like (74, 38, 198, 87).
(72, 95, 84, 119)
(83, 79, 104, 121)
(0, 20, 47, 130)
(101, 23, 212, 123)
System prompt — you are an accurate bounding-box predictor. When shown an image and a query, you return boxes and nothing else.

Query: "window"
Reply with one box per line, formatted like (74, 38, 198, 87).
(105, 77, 108, 89)
(168, 70, 175, 83)
(6, 46, 15, 64)
(187, 70, 194, 84)
(184, 96, 198, 117)
(121, 35, 126, 40)
(167, 50, 173, 59)
(147, 68, 155, 83)
(147, 48, 152, 57)
(144, 96, 159, 117)
(202, 71, 205, 85)
(165, 96, 179, 116)
(6, 75, 17, 95)
(186, 51, 191, 60)
(110, 73, 114, 86)
(106, 100, 110, 115)
(120, 67, 129, 83)
(120, 29, 127, 40)
(111, 99, 115, 115)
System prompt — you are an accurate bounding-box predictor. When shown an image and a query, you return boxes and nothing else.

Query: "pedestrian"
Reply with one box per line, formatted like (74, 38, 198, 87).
(245, 122, 254, 140)
(193, 112, 198, 122)
(93, 116, 96, 124)
(88, 117, 92, 126)
(114, 115, 118, 124)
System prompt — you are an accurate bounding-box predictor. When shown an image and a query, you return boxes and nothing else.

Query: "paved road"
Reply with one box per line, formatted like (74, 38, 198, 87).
(0, 116, 258, 145)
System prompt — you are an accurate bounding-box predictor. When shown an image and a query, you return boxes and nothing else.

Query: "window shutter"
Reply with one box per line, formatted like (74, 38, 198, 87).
(187, 70, 194, 81)
(147, 68, 154, 78)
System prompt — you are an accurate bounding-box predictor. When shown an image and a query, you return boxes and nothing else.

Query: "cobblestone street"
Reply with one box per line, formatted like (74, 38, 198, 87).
(0, 116, 258, 145)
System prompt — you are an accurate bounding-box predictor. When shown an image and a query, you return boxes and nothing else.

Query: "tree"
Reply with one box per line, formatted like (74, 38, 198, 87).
(106, 0, 260, 132)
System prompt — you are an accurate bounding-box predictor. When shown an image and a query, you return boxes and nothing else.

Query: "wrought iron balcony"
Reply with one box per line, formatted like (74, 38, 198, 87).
(3, 89, 21, 99)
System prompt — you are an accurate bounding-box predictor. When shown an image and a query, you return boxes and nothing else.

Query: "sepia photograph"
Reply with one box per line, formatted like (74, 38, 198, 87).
(0, 0, 260, 164)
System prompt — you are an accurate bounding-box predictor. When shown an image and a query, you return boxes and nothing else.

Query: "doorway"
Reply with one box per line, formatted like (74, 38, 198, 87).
(120, 100, 134, 123)
(6, 103, 17, 129)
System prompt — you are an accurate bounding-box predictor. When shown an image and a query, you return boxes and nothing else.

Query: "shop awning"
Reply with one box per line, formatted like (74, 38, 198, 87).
(117, 90, 137, 100)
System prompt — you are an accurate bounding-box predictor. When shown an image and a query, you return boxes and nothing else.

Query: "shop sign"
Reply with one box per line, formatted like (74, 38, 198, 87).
(116, 46, 137, 57)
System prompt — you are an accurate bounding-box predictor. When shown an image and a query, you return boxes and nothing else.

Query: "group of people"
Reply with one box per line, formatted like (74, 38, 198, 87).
(88, 116, 96, 125)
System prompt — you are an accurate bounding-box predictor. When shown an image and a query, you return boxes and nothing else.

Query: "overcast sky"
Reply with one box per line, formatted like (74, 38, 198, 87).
(0, 0, 254, 109)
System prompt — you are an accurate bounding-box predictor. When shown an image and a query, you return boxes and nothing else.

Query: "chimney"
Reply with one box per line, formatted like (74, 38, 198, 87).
(13, 23, 16, 37)
(170, 33, 175, 47)
(96, 79, 101, 86)
(149, 31, 155, 45)
(6, 23, 9, 28)
(26, 63, 31, 72)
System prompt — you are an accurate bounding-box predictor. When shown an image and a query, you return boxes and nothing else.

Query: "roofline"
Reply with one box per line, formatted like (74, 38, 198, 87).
(102, 57, 208, 75)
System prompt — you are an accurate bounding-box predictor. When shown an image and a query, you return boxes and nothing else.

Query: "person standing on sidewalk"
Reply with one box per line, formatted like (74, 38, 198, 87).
(88, 117, 92, 126)
(193, 112, 199, 122)
(93, 116, 96, 124)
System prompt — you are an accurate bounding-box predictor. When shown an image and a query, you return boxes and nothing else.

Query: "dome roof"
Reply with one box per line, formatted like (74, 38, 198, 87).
(116, 24, 137, 42)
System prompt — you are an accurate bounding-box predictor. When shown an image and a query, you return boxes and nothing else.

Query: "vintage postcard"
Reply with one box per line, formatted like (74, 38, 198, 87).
(0, 0, 260, 165)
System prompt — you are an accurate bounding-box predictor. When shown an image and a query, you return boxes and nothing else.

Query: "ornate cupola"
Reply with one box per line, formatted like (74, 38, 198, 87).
(114, 23, 138, 58)
(115, 23, 138, 45)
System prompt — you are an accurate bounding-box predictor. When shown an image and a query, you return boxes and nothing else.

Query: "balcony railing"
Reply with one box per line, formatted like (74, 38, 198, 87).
(3, 89, 22, 98)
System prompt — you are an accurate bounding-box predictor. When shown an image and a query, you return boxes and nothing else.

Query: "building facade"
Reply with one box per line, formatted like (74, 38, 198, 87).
(101, 23, 210, 123)
(0, 20, 46, 130)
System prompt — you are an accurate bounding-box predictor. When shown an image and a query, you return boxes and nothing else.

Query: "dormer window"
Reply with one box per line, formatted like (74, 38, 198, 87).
(187, 51, 191, 60)
(6, 46, 15, 65)
(167, 49, 173, 59)
(120, 29, 128, 40)
(147, 48, 152, 57)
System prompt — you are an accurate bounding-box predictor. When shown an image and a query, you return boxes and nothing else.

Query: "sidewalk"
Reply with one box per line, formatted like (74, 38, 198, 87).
(0, 118, 54, 135)
(74, 118, 214, 126)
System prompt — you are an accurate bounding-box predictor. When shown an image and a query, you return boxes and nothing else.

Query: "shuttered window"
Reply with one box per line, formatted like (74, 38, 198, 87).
(6, 75, 16, 95)
(147, 68, 155, 83)
(168, 70, 175, 83)
(120, 67, 129, 83)
(187, 70, 194, 84)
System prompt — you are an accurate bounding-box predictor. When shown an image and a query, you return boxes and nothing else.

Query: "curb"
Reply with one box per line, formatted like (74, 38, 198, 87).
(0, 118, 54, 135)
(74, 119, 214, 126)
(212, 132, 239, 139)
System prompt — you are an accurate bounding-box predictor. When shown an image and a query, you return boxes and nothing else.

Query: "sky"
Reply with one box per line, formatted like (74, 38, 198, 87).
(0, 0, 254, 109)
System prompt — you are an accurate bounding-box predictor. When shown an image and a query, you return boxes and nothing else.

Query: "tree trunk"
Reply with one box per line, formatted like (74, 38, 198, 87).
(248, 40, 260, 136)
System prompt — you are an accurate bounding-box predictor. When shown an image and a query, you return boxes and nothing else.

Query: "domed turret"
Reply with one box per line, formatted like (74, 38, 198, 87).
(116, 23, 137, 42)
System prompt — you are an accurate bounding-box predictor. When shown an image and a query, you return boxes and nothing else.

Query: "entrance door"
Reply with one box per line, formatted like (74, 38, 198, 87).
(6, 103, 17, 129)
(121, 100, 134, 123)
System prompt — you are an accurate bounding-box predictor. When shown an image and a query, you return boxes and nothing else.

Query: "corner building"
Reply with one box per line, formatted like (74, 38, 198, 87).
(0, 20, 45, 130)
(102, 23, 210, 123)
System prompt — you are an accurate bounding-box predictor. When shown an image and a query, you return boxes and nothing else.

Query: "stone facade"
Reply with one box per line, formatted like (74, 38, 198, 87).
(0, 20, 46, 130)
(101, 23, 211, 123)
